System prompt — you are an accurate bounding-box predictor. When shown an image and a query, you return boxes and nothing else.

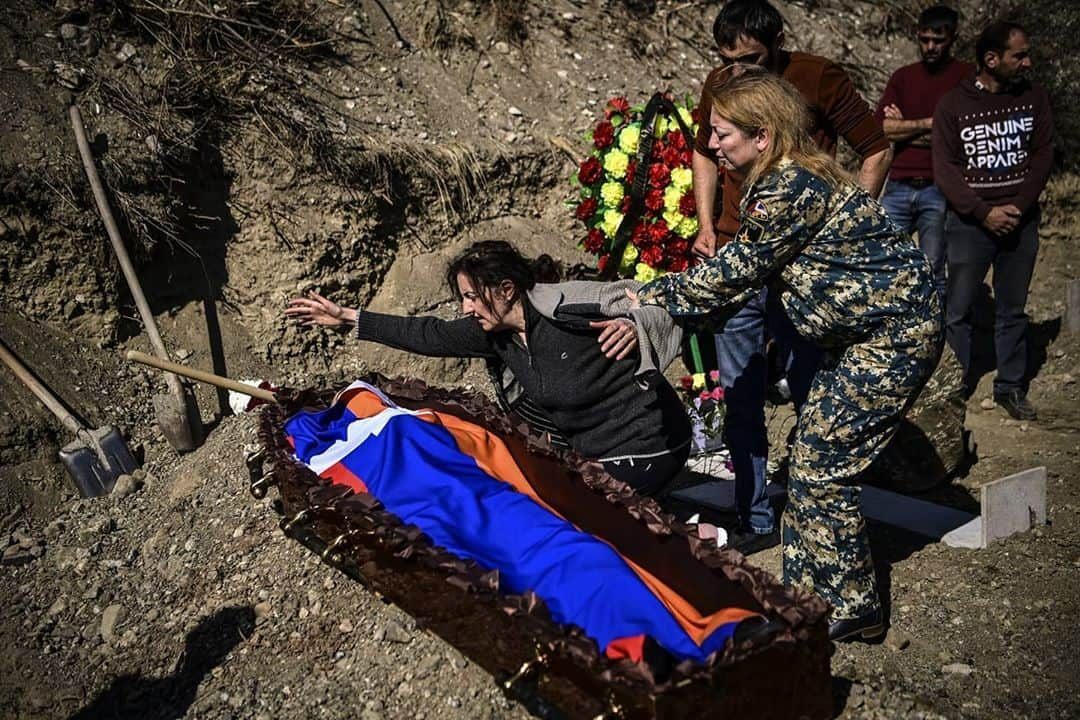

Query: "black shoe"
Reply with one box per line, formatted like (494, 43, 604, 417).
(725, 528, 780, 555)
(994, 389, 1037, 421)
(829, 609, 885, 642)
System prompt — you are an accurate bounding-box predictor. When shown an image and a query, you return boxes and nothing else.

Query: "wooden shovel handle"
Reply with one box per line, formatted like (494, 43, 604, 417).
(0, 339, 84, 435)
(126, 351, 278, 403)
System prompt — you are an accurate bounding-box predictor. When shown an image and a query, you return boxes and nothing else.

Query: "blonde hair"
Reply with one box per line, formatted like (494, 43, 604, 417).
(706, 66, 849, 191)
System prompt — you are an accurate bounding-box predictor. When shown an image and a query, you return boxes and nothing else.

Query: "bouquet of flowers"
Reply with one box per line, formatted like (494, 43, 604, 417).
(681, 370, 725, 445)
(570, 95, 700, 282)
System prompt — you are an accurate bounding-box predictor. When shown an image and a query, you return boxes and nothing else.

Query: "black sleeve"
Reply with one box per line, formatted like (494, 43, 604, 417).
(354, 311, 496, 359)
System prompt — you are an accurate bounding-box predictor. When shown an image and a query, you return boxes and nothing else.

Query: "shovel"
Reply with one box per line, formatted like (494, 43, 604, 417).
(70, 104, 204, 453)
(0, 339, 139, 497)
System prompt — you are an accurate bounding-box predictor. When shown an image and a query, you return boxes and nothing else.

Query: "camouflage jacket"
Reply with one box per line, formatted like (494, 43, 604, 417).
(637, 160, 936, 348)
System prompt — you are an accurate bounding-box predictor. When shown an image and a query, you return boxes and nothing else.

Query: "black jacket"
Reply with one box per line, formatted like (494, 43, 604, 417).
(353, 298, 690, 462)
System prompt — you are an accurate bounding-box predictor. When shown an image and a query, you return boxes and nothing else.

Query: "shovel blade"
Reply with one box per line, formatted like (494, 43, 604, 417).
(153, 390, 204, 453)
(59, 426, 139, 498)
(59, 443, 115, 498)
(89, 425, 140, 476)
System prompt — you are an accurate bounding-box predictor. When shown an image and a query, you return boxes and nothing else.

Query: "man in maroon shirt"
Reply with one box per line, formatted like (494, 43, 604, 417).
(876, 5, 972, 306)
(933, 21, 1055, 420)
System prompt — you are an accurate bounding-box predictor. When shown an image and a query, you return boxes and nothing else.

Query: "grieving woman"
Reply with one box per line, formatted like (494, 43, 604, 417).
(285, 240, 692, 496)
(633, 68, 943, 640)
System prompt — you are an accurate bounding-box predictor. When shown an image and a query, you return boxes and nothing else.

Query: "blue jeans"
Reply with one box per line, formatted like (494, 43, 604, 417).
(880, 180, 948, 306)
(714, 289, 820, 534)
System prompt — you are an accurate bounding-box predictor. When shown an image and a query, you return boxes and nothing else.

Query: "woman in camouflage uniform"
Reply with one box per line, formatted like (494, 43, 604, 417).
(635, 68, 943, 641)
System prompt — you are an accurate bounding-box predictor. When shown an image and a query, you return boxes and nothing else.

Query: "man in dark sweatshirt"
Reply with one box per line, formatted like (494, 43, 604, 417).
(933, 21, 1055, 420)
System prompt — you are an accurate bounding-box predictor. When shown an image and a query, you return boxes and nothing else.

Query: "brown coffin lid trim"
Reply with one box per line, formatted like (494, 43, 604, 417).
(260, 375, 829, 691)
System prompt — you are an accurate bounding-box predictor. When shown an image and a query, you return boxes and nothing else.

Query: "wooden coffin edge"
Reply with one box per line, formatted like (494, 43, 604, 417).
(255, 375, 833, 720)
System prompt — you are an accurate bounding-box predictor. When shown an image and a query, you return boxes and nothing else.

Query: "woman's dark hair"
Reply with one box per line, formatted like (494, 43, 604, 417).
(975, 21, 1025, 70)
(446, 241, 561, 309)
(918, 5, 959, 36)
(712, 0, 784, 50)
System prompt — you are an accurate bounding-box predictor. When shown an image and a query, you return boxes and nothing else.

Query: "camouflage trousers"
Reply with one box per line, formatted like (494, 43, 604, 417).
(782, 300, 943, 619)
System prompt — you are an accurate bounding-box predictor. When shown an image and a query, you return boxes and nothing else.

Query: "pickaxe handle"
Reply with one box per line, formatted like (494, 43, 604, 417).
(126, 351, 278, 403)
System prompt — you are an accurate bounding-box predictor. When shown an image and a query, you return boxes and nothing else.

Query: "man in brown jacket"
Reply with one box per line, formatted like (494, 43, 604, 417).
(690, 0, 891, 556)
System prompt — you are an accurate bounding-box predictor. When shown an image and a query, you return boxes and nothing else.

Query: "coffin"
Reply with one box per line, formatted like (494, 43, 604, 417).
(252, 375, 832, 719)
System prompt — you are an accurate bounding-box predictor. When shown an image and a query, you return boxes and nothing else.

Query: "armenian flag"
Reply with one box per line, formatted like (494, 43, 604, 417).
(284, 381, 761, 663)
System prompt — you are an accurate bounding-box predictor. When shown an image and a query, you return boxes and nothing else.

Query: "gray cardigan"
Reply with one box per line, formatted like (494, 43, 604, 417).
(527, 279, 683, 386)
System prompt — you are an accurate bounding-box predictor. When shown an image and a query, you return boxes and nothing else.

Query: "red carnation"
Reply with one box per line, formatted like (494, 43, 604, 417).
(648, 162, 671, 187)
(691, 106, 701, 124)
(668, 255, 690, 273)
(661, 145, 683, 167)
(678, 192, 696, 217)
(578, 156, 602, 184)
(631, 221, 649, 246)
(648, 219, 670, 243)
(640, 244, 664, 267)
(620, 195, 631, 213)
(680, 375, 695, 390)
(597, 253, 611, 274)
(575, 196, 599, 221)
(593, 121, 615, 149)
(668, 130, 687, 150)
(584, 228, 605, 254)
(650, 140, 666, 160)
(605, 96, 631, 118)
(645, 188, 664, 213)
(670, 238, 689, 257)
(626, 159, 637, 184)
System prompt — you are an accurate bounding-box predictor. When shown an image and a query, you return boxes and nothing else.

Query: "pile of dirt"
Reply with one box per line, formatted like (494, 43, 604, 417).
(1, 0, 1078, 718)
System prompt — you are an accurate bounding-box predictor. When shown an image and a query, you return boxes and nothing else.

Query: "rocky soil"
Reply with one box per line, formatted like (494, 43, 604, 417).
(1, 1, 1078, 718)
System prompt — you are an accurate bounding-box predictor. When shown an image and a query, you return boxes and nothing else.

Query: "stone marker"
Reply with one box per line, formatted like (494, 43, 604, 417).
(980, 466, 1046, 545)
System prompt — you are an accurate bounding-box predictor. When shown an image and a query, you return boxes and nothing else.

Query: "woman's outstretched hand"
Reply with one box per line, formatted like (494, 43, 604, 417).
(285, 291, 357, 329)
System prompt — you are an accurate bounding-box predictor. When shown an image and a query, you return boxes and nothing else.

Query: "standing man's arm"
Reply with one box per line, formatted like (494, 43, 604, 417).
(692, 75, 722, 259)
(1012, 88, 1057, 214)
(881, 107, 934, 143)
(692, 148, 719, 258)
(875, 72, 932, 143)
(822, 61, 892, 197)
(856, 147, 893, 197)
(932, 100, 1016, 235)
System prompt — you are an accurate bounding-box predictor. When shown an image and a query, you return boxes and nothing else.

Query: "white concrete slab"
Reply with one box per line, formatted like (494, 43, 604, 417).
(670, 467, 1047, 549)
(979, 466, 1047, 546)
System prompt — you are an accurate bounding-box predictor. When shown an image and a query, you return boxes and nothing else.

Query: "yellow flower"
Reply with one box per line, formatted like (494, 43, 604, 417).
(603, 149, 629, 179)
(600, 181, 624, 208)
(677, 106, 694, 131)
(663, 209, 685, 232)
(618, 243, 639, 273)
(634, 263, 659, 283)
(653, 115, 668, 136)
(670, 167, 693, 190)
(691, 372, 706, 391)
(618, 124, 641, 154)
(663, 185, 683, 212)
(676, 215, 699, 239)
(600, 209, 624, 239)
